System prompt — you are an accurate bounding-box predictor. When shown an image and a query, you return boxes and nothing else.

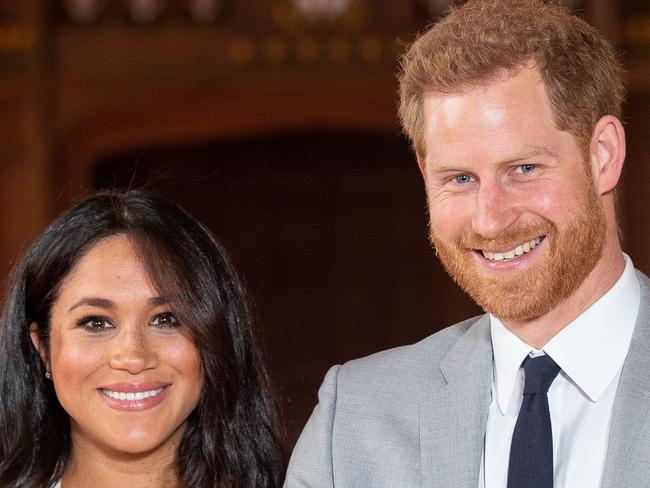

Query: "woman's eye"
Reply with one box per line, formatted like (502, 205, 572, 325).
(149, 312, 178, 329)
(77, 316, 113, 333)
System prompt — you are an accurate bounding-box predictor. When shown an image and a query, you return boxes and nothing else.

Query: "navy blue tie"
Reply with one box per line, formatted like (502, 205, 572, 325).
(507, 355, 561, 488)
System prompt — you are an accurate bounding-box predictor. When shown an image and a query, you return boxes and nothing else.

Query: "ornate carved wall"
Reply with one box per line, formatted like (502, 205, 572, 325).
(0, 0, 648, 455)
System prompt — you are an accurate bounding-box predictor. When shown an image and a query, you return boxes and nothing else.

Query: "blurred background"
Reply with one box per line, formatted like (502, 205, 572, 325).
(1, 0, 649, 458)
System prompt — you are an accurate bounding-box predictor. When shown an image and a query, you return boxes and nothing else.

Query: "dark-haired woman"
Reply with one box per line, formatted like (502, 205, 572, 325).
(0, 190, 283, 488)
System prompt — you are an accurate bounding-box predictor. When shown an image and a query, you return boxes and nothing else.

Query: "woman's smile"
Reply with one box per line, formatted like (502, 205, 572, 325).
(99, 383, 171, 410)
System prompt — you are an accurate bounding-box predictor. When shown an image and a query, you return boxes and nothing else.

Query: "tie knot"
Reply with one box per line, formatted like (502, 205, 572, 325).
(522, 355, 561, 395)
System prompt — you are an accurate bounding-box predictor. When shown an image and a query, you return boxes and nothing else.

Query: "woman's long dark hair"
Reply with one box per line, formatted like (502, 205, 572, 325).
(0, 190, 283, 488)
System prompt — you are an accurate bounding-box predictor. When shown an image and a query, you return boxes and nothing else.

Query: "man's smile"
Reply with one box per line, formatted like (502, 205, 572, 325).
(479, 236, 544, 262)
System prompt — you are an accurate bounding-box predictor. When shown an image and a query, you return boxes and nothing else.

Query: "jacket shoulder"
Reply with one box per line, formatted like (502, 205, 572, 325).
(284, 315, 488, 487)
(337, 315, 485, 396)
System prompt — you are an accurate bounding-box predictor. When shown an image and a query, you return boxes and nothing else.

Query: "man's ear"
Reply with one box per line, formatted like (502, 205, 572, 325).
(590, 115, 626, 195)
(29, 322, 49, 369)
(416, 154, 426, 179)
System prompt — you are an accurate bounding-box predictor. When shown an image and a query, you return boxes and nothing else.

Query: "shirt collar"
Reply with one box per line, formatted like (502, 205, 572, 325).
(490, 254, 640, 414)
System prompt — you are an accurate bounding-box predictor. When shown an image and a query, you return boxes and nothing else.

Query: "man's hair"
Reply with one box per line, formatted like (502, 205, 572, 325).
(398, 0, 625, 158)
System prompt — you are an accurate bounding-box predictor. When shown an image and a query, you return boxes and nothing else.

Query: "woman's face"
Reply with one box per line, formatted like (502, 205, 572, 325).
(31, 235, 203, 456)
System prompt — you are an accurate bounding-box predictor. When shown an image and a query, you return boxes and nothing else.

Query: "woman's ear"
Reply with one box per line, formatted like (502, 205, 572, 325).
(29, 322, 49, 369)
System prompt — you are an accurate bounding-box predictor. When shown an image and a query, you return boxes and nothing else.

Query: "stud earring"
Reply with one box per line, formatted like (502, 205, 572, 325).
(45, 371, 51, 380)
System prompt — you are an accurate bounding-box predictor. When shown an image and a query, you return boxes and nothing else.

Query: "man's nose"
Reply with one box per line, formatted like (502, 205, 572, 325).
(471, 180, 519, 239)
(109, 326, 157, 374)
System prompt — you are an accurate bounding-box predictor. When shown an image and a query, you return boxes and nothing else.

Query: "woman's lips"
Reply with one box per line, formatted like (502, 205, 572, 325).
(97, 382, 171, 411)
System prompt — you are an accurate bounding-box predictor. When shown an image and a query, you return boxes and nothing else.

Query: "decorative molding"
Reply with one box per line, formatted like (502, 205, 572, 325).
(59, 0, 229, 25)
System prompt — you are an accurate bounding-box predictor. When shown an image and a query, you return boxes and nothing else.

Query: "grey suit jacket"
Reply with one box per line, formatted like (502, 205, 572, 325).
(285, 271, 650, 487)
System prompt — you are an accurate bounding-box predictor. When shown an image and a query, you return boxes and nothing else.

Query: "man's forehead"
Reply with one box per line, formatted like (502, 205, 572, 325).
(422, 66, 548, 114)
(424, 70, 576, 166)
(423, 93, 510, 132)
(421, 67, 561, 157)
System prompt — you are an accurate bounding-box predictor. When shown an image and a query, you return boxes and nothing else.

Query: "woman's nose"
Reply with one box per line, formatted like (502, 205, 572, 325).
(109, 326, 157, 374)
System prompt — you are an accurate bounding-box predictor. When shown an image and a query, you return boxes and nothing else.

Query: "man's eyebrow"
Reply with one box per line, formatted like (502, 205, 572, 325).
(516, 146, 559, 160)
(68, 296, 169, 312)
(429, 146, 559, 172)
(428, 163, 468, 173)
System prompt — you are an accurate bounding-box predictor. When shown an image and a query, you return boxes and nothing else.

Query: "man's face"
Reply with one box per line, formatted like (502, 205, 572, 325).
(420, 67, 606, 321)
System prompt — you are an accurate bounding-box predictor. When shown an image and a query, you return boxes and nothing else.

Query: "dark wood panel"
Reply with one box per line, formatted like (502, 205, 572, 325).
(621, 91, 650, 277)
(94, 131, 480, 453)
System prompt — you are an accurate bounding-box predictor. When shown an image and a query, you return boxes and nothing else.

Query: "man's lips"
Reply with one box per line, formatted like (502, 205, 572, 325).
(476, 236, 545, 262)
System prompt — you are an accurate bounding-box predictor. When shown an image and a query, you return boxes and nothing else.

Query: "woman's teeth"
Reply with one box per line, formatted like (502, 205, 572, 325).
(481, 237, 542, 261)
(101, 387, 165, 401)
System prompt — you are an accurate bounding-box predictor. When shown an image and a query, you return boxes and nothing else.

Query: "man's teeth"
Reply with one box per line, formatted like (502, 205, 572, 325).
(101, 387, 165, 401)
(481, 237, 541, 262)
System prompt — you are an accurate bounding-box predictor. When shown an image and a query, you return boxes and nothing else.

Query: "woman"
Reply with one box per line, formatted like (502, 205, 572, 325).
(0, 190, 283, 488)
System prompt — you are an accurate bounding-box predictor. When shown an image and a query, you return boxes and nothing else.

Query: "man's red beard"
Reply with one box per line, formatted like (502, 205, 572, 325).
(430, 179, 606, 321)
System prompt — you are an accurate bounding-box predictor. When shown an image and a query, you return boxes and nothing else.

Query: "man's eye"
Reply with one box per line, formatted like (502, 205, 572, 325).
(149, 312, 178, 329)
(453, 174, 474, 184)
(516, 164, 536, 174)
(77, 316, 113, 332)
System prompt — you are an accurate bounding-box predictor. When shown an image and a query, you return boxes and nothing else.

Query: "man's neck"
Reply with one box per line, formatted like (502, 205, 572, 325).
(500, 247, 626, 349)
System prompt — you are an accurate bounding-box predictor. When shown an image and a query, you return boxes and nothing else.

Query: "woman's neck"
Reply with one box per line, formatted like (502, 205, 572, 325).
(61, 433, 180, 488)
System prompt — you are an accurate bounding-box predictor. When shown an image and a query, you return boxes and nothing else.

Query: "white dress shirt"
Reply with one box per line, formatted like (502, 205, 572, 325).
(479, 254, 640, 488)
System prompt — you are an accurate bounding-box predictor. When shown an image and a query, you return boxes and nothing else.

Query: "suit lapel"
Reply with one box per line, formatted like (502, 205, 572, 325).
(420, 315, 493, 488)
(602, 272, 650, 488)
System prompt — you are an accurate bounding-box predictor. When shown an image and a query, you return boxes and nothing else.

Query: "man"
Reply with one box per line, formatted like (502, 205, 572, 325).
(285, 1, 649, 487)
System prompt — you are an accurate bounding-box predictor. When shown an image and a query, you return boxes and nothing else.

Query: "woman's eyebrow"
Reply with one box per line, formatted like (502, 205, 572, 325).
(67, 296, 168, 312)
(67, 297, 114, 312)
(148, 296, 169, 306)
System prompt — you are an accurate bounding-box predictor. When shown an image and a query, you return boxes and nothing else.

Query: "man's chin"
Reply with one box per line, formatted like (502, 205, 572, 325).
(460, 278, 555, 322)
(435, 250, 555, 321)
(478, 298, 553, 322)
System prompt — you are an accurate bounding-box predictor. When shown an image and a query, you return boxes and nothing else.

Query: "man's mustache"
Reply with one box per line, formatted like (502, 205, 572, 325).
(453, 221, 555, 252)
